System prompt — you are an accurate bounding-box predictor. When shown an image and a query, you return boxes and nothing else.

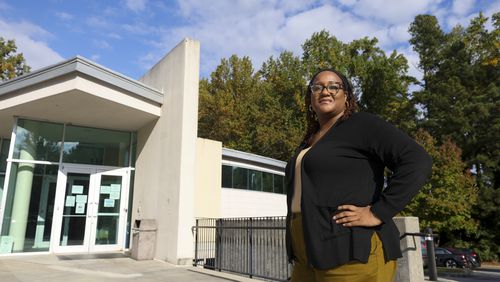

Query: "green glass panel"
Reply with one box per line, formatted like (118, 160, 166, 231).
(249, 169, 262, 191)
(13, 119, 63, 162)
(274, 174, 285, 194)
(60, 173, 90, 246)
(95, 175, 122, 245)
(1, 139, 10, 172)
(222, 165, 232, 188)
(262, 172, 273, 193)
(1, 163, 58, 253)
(0, 175, 4, 208)
(232, 167, 248, 189)
(130, 132, 137, 167)
(63, 125, 131, 167)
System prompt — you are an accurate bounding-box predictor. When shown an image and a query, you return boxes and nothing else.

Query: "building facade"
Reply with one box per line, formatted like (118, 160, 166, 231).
(0, 38, 287, 264)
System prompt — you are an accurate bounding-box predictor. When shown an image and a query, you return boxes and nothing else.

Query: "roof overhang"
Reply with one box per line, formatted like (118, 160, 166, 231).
(222, 148, 286, 172)
(0, 56, 163, 137)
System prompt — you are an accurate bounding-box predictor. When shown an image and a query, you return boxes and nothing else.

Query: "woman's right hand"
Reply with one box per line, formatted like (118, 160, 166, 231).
(333, 205, 382, 227)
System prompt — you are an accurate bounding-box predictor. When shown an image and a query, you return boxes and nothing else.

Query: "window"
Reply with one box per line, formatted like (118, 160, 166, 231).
(63, 125, 131, 167)
(221, 164, 285, 194)
(222, 165, 232, 188)
(1, 139, 10, 172)
(232, 167, 248, 189)
(249, 169, 262, 191)
(0, 139, 10, 204)
(13, 119, 63, 162)
(274, 174, 285, 194)
(1, 163, 58, 253)
(262, 173, 273, 192)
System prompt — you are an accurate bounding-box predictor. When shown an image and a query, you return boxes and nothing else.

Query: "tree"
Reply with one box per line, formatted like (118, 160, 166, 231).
(0, 37, 30, 81)
(409, 13, 500, 260)
(258, 51, 307, 160)
(402, 130, 478, 244)
(198, 55, 260, 153)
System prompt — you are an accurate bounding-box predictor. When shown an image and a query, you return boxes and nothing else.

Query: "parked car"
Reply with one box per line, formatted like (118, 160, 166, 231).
(444, 247, 481, 268)
(434, 247, 471, 269)
(421, 239, 428, 268)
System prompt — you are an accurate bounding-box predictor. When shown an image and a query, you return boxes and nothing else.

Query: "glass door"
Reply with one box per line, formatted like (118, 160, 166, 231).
(89, 170, 128, 252)
(52, 165, 129, 253)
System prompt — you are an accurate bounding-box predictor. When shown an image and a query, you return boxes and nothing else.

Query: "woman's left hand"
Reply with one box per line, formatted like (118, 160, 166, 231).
(333, 205, 382, 227)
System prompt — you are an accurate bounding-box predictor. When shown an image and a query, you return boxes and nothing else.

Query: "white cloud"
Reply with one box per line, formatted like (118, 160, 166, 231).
(337, 0, 358, 7)
(86, 16, 112, 29)
(90, 54, 101, 62)
(0, 19, 63, 70)
(349, 0, 439, 25)
(0, 1, 11, 11)
(160, 1, 386, 75)
(93, 39, 111, 49)
(373, 23, 411, 49)
(135, 0, 490, 80)
(55, 11, 74, 21)
(451, 0, 475, 16)
(276, 0, 317, 14)
(397, 45, 422, 81)
(125, 0, 147, 12)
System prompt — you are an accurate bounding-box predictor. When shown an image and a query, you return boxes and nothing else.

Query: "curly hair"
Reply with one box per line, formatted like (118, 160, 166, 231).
(302, 68, 358, 145)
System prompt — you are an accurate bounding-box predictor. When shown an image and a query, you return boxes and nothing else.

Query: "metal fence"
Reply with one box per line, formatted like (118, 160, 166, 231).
(192, 217, 291, 281)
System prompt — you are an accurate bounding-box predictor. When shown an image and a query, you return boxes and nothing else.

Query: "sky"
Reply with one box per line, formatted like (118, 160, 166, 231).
(0, 0, 498, 82)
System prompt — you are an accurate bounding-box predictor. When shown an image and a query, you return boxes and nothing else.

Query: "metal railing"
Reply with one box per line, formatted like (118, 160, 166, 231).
(192, 217, 291, 281)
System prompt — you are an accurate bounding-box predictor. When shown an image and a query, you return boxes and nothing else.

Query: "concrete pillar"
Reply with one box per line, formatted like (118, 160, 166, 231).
(134, 38, 200, 264)
(194, 138, 222, 218)
(393, 217, 424, 282)
(9, 146, 35, 251)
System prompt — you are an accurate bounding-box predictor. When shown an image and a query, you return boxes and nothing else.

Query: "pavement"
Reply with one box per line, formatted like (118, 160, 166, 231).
(0, 253, 255, 282)
(1, 253, 498, 282)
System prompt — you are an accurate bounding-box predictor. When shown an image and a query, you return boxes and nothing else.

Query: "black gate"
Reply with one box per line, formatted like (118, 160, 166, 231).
(193, 217, 291, 281)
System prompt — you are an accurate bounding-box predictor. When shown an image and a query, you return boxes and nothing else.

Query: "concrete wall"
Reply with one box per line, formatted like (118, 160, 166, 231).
(394, 217, 424, 282)
(195, 138, 222, 218)
(133, 38, 200, 265)
(220, 189, 286, 218)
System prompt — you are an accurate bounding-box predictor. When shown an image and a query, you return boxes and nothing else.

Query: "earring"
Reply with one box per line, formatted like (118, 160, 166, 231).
(308, 105, 314, 113)
(345, 99, 350, 109)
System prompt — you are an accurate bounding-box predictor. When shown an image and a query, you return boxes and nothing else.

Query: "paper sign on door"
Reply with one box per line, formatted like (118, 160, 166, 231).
(65, 196, 76, 207)
(100, 186, 111, 194)
(72, 185, 84, 194)
(75, 203, 85, 214)
(104, 199, 115, 208)
(76, 195, 87, 203)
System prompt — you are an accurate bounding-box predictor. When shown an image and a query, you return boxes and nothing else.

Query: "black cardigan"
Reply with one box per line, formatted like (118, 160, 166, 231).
(285, 112, 432, 270)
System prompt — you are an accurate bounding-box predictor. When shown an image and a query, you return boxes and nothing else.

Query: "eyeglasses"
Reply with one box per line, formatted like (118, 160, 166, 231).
(310, 83, 343, 95)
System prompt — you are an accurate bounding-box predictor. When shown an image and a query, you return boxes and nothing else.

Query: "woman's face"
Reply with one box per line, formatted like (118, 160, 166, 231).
(310, 71, 347, 119)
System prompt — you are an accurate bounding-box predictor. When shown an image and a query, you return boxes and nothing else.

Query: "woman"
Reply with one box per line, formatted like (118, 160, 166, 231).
(285, 69, 432, 281)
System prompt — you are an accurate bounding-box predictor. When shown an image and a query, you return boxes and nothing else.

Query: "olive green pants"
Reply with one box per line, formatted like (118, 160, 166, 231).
(290, 213, 396, 282)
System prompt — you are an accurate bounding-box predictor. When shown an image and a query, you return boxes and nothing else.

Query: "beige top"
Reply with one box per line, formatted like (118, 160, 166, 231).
(291, 147, 311, 212)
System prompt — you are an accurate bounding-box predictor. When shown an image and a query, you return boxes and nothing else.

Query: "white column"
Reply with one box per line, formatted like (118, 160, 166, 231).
(134, 38, 200, 264)
(9, 146, 35, 251)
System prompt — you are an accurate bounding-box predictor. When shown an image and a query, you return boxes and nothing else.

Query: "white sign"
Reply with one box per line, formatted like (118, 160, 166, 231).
(109, 191, 120, 200)
(76, 195, 88, 203)
(72, 185, 84, 194)
(65, 196, 76, 207)
(110, 184, 121, 193)
(104, 199, 115, 208)
(75, 203, 85, 214)
(100, 186, 111, 194)
(0, 236, 13, 254)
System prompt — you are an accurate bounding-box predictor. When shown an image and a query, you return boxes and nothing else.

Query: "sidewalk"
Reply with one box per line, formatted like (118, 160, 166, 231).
(0, 253, 255, 282)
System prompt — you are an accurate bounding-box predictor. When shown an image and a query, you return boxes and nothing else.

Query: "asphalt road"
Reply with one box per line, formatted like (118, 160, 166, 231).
(434, 266, 500, 282)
